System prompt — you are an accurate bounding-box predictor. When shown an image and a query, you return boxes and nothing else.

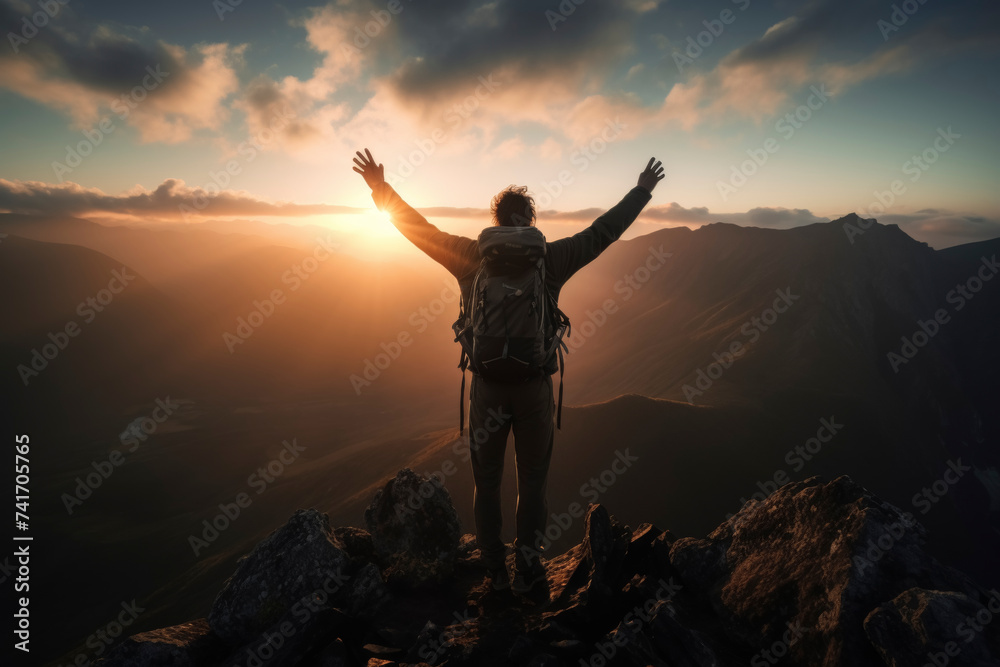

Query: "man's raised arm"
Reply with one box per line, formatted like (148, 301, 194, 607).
(353, 148, 477, 276)
(547, 157, 665, 283)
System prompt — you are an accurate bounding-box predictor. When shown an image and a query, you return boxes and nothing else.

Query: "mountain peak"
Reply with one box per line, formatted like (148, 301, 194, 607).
(701, 221, 746, 230)
(98, 470, 1000, 667)
(835, 212, 875, 226)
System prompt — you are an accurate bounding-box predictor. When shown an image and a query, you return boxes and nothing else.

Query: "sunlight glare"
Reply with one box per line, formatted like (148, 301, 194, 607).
(337, 208, 410, 256)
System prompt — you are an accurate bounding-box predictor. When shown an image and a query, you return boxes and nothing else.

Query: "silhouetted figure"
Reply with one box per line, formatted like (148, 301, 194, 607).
(354, 148, 663, 595)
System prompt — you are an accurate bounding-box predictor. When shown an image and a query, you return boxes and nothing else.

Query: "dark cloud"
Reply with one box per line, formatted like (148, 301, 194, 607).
(53, 33, 183, 95)
(1, 0, 243, 142)
(0, 178, 361, 218)
(727, 0, 1000, 70)
(1, 0, 183, 96)
(727, 0, 872, 67)
(382, 0, 652, 102)
(246, 77, 284, 109)
(241, 76, 321, 146)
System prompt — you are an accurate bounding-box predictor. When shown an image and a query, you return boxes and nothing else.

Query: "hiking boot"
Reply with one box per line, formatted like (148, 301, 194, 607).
(486, 562, 510, 591)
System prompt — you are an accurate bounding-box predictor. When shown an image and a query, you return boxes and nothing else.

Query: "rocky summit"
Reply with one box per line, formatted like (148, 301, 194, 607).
(97, 469, 1000, 666)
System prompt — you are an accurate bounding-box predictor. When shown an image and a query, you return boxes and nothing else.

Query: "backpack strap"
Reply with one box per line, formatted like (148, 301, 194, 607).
(453, 279, 469, 435)
(454, 285, 473, 435)
(542, 282, 571, 430)
(458, 349, 468, 435)
(556, 344, 565, 430)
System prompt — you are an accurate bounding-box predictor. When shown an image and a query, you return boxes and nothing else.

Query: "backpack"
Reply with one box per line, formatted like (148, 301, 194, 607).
(452, 226, 571, 435)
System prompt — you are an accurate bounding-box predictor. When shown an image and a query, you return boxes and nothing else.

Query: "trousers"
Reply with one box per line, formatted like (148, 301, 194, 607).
(468, 372, 554, 568)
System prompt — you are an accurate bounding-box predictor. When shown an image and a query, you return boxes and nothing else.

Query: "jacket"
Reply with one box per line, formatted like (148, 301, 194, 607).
(371, 182, 653, 309)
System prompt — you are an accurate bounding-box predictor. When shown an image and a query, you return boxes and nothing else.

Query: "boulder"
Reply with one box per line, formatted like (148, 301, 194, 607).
(209, 509, 350, 645)
(668, 475, 984, 667)
(547, 505, 631, 607)
(364, 468, 462, 586)
(345, 562, 390, 620)
(333, 525, 376, 567)
(97, 619, 227, 666)
(864, 587, 1000, 667)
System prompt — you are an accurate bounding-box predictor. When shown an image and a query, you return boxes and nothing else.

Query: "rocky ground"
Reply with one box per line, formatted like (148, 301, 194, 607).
(98, 469, 1000, 666)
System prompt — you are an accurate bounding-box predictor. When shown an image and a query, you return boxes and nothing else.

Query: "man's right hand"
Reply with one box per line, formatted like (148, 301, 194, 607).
(637, 157, 665, 194)
(352, 148, 385, 190)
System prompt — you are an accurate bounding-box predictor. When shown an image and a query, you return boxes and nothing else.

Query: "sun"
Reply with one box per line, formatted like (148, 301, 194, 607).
(318, 209, 411, 256)
(357, 208, 397, 237)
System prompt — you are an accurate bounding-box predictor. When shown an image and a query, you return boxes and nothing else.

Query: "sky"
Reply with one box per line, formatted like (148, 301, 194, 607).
(1, 0, 999, 250)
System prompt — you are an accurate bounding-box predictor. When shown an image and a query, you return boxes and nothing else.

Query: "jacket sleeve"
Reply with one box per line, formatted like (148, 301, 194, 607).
(371, 181, 479, 278)
(546, 186, 652, 284)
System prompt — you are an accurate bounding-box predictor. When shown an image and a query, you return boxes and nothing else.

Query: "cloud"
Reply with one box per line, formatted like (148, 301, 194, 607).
(228, 2, 389, 152)
(328, 0, 997, 148)
(0, 178, 361, 220)
(562, 36, 911, 137)
(234, 75, 334, 151)
(729, 0, 999, 68)
(556, 202, 830, 229)
(537, 137, 563, 161)
(3, 177, 995, 249)
(5, 0, 997, 158)
(395, 199, 830, 231)
(383, 0, 642, 107)
(310, 0, 663, 148)
(0, 0, 242, 142)
(363, 0, 920, 145)
(487, 136, 526, 161)
(305, 0, 997, 157)
(125, 43, 243, 143)
(536, 0, 999, 139)
(876, 210, 1000, 248)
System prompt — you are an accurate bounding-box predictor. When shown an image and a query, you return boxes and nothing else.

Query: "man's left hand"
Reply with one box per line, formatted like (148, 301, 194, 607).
(353, 148, 385, 190)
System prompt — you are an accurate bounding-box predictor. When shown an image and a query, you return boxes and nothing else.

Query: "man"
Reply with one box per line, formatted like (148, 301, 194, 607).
(353, 148, 664, 594)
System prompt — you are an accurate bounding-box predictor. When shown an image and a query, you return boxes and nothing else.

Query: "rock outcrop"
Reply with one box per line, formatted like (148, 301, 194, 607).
(364, 468, 462, 587)
(669, 475, 988, 666)
(864, 588, 1000, 667)
(208, 508, 352, 646)
(98, 471, 1000, 667)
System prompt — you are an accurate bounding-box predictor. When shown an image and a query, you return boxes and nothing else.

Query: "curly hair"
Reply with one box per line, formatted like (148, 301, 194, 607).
(491, 185, 536, 227)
